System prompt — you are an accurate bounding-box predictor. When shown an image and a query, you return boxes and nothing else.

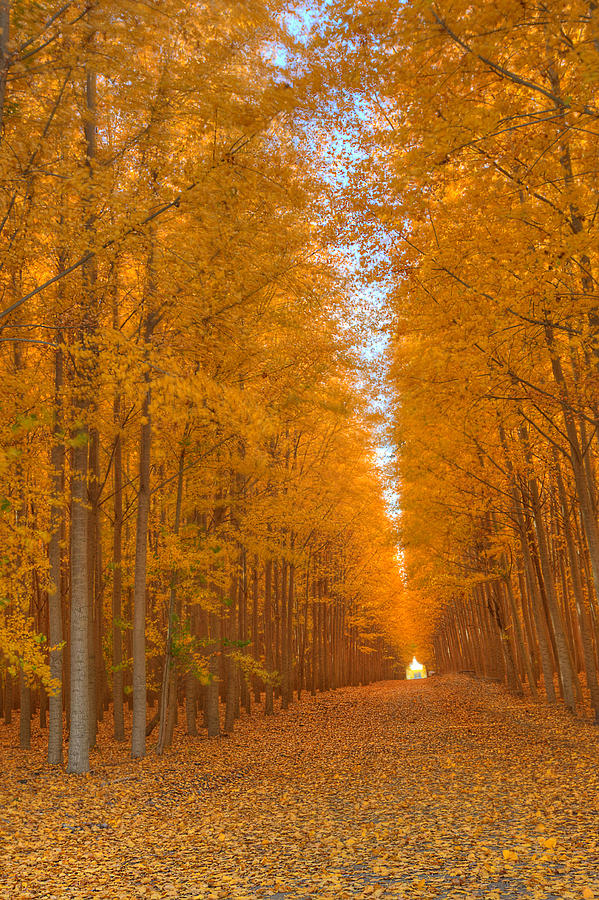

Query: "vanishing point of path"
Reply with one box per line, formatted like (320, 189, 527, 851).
(2, 676, 598, 900)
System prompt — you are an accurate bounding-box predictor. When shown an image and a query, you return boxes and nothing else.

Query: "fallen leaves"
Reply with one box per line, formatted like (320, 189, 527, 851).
(2, 676, 599, 898)
(540, 836, 557, 850)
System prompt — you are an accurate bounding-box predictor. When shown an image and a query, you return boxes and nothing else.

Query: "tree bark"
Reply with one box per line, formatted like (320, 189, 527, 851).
(185, 669, 197, 736)
(0, 1, 10, 137)
(554, 454, 599, 719)
(264, 558, 274, 715)
(19, 666, 31, 749)
(520, 426, 579, 711)
(67, 439, 90, 774)
(224, 573, 238, 734)
(87, 427, 99, 749)
(131, 388, 152, 758)
(156, 446, 185, 755)
(205, 609, 221, 737)
(500, 425, 556, 702)
(112, 392, 125, 741)
(48, 347, 64, 764)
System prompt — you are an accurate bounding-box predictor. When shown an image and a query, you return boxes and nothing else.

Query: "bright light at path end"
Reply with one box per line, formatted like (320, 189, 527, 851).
(406, 656, 427, 680)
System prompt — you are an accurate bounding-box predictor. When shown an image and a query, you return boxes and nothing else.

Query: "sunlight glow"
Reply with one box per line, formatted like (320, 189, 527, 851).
(406, 657, 427, 680)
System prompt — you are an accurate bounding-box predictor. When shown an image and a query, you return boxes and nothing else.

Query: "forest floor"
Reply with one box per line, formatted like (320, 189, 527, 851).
(1, 676, 599, 900)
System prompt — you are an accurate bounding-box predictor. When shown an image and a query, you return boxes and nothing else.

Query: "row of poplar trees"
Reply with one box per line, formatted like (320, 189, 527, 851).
(0, 1, 402, 773)
(322, 0, 599, 718)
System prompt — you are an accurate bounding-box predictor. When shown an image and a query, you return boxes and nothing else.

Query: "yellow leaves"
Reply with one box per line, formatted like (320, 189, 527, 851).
(539, 836, 557, 851)
(4, 677, 599, 897)
(359, 0, 599, 664)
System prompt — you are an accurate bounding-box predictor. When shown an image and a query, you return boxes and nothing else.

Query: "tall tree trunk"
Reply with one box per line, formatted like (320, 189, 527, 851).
(67, 439, 90, 774)
(298, 555, 310, 700)
(311, 576, 317, 695)
(500, 426, 556, 702)
(67, 36, 97, 776)
(490, 581, 523, 696)
(87, 428, 99, 748)
(48, 347, 64, 764)
(520, 427, 579, 712)
(280, 558, 289, 709)
(224, 573, 238, 734)
(504, 573, 538, 699)
(0, 1, 10, 136)
(131, 388, 152, 758)
(19, 665, 31, 749)
(185, 667, 197, 736)
(164, 671, 178, 748)
(264, 559, 274, 715)
(4, 670, 12, 724)
(554, 454, 599, 719)
(546, 331, 599, 631)
(111, 274, 125, 740)
(287, 554, 295, 702)
(112, 393, 125, 741)
(239, 548, 250, 715)
(156, 446, 185, 755)
(251, 558, 261, 703)
(274, 561, 281, 697)
(205, 608, 221, 737)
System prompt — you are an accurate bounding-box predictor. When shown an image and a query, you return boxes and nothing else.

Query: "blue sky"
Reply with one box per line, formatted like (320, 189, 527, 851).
(275, 3, 402, 521)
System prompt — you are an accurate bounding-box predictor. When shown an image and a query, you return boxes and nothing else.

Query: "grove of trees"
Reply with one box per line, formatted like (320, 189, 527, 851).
(0, 1, 402, 774)
(323, 0, 599, 718)
(10, 0, 599, 780)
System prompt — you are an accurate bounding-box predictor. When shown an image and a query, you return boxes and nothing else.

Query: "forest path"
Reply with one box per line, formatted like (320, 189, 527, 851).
(2, 676, 599, 900)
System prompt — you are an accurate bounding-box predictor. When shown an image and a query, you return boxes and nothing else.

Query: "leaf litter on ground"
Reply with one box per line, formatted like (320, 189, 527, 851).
(1, 675, 599, 899)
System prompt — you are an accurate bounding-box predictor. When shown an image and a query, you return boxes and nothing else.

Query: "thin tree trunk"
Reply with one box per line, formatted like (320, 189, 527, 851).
(274, 561, 281, 698)
(0, 1, 10, 136)
(546, 331, 599, 638)
(251, 558, 261, 703)
(264, 559, 274, 715)
(287, 554, 295, 702)
(156, 446, 185, 755)
(48, 346, 64, 764)
(280, 558, 289, 709)
(520, 427, 579, 711)
(67, 38, 97, 776)
(500, 426, 557, 702)
(504, 574, 538, 699)
(19, 665, 31, 749)
(67, 439, 90, 774)
(224, 573, 238, 734)
(131, 388, 152, 759)
(164, 671, 178, 748)
(4, 670, 12, 724)
(185, 668, 197, 736)
(87, 428, 99, 749)
(239, 548, 250, 715)
(555, 454, 599, 719)
(112, 392, 125, 741)
(205, 609, 221, 737)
